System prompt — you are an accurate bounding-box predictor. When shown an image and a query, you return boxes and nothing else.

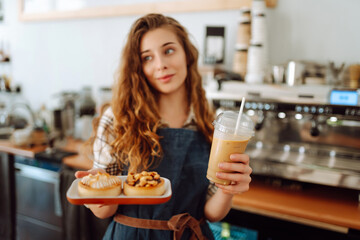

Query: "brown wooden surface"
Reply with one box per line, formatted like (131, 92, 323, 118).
(19, 0, 252, 21)
(232, 179, 360, 232)
(61, 138, 93, 170)
(0, 140, 46, 158)
(0, 138, 93, 170)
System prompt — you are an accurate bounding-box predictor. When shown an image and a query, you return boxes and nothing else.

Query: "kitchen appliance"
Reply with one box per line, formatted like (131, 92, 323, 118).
(14, 155, 65, 239)
(286, 61, 305, 86)
(325, 61, 345, 86)
(74, 86, 96, 141)
(52, 91, 78, 138)
(0, 92, 35, 140)
(285, 61, 326, 86)
(206, 82, 360, 197)
(271, 65, 285, 84)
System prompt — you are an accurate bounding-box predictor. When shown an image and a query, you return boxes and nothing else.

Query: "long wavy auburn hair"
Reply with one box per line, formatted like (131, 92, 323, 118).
(95, 13, 214, 173)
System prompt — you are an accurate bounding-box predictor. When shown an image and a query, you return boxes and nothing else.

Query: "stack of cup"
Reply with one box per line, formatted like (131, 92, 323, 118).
(235, 8, 251, 49)
(246, 43, 265, 84)
(233, 48, 248, 79)
(251, 13, 267, 44)
(245, 0, 269, 84)
(252, 0, 267, 16)
(232, 8, 251, 78)
(348, 64, 360, 88)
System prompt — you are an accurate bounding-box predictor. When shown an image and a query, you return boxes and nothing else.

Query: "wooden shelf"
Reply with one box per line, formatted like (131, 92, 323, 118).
(18, 0, 252, 22)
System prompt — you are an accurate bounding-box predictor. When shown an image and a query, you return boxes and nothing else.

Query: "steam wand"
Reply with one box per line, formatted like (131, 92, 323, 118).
(310, 116, 320, 137)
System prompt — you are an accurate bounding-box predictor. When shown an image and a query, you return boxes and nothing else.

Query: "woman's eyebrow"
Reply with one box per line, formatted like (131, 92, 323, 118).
(140, 49, 149, 55)
(162, 42, 175, 47)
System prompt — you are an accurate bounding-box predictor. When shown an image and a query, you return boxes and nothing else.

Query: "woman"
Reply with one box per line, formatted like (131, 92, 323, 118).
(76, 13, 252, 239)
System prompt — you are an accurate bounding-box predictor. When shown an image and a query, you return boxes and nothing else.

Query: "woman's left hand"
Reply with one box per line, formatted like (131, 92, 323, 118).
(215, 153, 252, 195)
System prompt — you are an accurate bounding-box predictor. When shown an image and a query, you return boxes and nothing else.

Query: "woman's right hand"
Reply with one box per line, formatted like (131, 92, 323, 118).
(74, 168, 117, 218)
(75, 168, 106, 179)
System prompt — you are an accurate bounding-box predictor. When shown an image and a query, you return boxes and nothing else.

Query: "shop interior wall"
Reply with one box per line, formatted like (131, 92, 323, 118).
(0, 0, 359, 110)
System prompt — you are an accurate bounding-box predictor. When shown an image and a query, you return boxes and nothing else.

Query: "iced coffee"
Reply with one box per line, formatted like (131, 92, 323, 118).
(206, 111, 254, 185)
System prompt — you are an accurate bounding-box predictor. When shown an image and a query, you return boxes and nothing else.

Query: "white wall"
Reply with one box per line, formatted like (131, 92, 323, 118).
(1, 0, 359, 110)
(266, 0, 360, 65)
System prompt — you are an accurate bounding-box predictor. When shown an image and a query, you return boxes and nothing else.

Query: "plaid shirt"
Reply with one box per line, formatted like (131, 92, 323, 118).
(92, 107, 217, 198)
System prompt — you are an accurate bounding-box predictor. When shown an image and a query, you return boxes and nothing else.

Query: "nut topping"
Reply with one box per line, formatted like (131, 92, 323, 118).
(126, 171, 161, 187)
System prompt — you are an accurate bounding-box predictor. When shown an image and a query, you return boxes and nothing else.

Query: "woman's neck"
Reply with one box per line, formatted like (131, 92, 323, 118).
(158, 86, 189, 128)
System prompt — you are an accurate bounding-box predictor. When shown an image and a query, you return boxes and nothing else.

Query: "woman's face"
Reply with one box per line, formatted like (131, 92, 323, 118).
(140, 27, 187, 96)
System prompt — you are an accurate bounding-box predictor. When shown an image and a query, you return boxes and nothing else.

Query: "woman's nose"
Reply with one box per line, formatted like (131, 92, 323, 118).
(155, 55, 167, 70)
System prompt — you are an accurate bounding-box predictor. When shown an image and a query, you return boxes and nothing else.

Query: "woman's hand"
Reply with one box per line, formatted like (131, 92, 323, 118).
(215, 153, 252, 195)
(204, 154, 252, 221)
(85, 204, 118, 219)
(74, 168, 106, 179)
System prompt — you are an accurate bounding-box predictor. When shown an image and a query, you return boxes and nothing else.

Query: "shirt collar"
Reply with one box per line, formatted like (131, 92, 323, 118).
(159, 106, 196, 128)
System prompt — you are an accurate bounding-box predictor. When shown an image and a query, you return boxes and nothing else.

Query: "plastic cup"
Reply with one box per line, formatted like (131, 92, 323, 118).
(206, 111, 255, 185)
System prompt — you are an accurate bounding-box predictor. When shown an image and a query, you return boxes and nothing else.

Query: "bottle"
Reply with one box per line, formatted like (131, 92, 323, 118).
(75, 86, 96, 140)
(221, 222, 231, 239)
(37, 104, 52, 134)
(61, 92, 76, 137)
(78, 86, 96, 117)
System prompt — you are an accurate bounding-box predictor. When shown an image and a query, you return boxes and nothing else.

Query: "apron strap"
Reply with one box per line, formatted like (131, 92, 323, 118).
(113, 213, 207, 240)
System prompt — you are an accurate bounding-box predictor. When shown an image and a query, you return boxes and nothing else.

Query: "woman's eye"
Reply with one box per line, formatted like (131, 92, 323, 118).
(143, 56, 152, 62)
(165, 48, 174, 54)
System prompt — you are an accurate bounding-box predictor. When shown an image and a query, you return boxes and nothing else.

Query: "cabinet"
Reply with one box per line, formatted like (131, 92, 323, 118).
(14, 157, 63, 240)
(0, 140, 110, 240)
(227, 177, 360, 240)
(0, 152, 15, 240)
(224, 209, 360, 240)
(0, 152, 63, 240)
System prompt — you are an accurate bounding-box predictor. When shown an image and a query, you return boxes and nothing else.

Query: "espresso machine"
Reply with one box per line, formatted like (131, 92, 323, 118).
(206, 81, 360, 197)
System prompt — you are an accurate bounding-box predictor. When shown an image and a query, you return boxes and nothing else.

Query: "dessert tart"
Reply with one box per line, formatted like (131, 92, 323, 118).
(124, 171, 166, 196)
(78, 172, 122, 197)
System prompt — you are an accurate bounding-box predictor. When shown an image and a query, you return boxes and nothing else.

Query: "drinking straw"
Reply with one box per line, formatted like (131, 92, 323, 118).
(235, 97, 245, 135)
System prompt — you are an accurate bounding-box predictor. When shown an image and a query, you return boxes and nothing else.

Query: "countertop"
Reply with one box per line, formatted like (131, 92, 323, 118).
(0, 139, 46, 158)
(232, 179, 360, 233)
(1, 139, 359, 233)
(0, 138, 93, 170)
(59, 138, 94, 170)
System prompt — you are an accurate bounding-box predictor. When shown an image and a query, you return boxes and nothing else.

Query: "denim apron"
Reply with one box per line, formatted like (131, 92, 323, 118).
(103, 128, 215, 240)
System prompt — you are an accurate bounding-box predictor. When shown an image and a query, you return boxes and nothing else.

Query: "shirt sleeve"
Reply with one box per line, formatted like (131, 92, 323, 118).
(92, 107, 120, 175)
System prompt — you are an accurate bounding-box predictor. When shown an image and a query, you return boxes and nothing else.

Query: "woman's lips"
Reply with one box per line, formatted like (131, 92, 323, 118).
(157, 74, 174, 83)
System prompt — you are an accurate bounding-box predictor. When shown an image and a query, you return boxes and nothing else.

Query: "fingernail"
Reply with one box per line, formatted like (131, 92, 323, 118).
(218, 163, 224, 168)
(216, 172, 222, 177)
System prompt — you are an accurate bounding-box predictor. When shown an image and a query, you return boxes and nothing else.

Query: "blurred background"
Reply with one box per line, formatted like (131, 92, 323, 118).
(0, 1, 359, 240)
(0, 0, 358, 110)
